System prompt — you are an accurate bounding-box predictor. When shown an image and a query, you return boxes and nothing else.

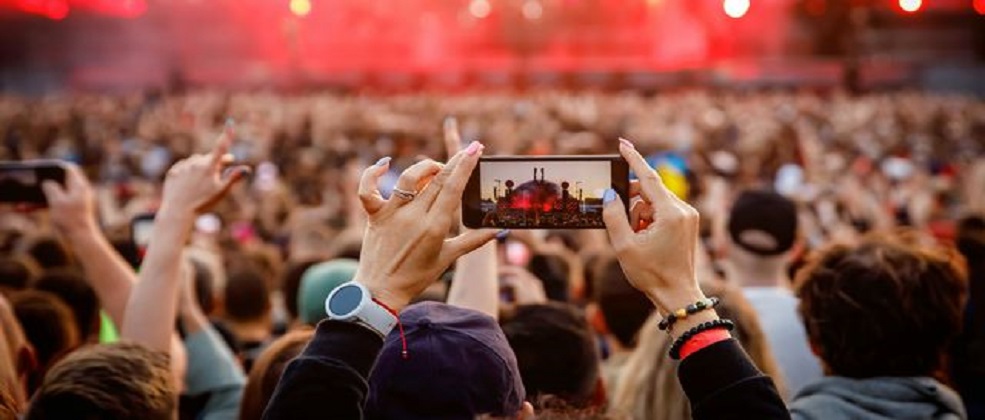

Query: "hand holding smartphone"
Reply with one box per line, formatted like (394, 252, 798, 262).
(0, 161, 68, 206)
(462, 155, 629, 229)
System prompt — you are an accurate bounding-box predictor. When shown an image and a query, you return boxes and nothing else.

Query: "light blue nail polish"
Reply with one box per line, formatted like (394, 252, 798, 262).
(375, 156, 392, 167)
(496, 229, 511, 240)
(225, 117, 236, 128)
(603, 188, 617, 204)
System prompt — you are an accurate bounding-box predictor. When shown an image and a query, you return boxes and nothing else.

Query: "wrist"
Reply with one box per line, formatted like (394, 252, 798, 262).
(357, 281, 410, 313)
(156, 205, 196, 227)
(667, 310, 721, 340)
(645, 285, 707, 316)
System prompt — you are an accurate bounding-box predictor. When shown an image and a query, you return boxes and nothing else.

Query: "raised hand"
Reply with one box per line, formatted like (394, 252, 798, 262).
(42, 164, 97, 237)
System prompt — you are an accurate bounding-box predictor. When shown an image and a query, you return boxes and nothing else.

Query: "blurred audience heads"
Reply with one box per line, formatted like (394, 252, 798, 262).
(297, 259, 357, 326)
(240, 329, 313, 420)
(10, 290, 80, 394)
(33, 269, 100, 342)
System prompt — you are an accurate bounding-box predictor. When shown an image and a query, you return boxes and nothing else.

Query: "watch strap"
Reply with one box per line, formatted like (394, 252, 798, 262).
(357, 297, 398, 337)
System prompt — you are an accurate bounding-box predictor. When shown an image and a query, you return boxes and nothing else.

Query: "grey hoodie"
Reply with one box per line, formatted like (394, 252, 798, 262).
(790, 376, 967, 420)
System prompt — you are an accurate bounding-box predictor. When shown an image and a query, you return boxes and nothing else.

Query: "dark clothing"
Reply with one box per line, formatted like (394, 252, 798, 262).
(262, 321, 383, 420)
(679, 339, 790, 420)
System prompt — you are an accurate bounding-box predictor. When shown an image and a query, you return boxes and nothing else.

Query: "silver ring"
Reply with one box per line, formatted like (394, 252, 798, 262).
(392, 187, 417, 201)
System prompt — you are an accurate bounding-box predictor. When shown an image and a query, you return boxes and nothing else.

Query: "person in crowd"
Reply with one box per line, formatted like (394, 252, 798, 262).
(587, 254, 655, 392)
(954, 215, 985, 419)
(25, 237, 73, 271)
(240, 329, 314, 420)
(221, 269, 273, 371)
(32, 269, 100, 343)
(0, 256, 38, 296)
(280, 260, 320, 326)
(24, 342, 176, 420)
(789, 232, 967, 419)
(296, 259, 358, 327)
(9, 290, 80, 395)
(724, 189, 823, 398)
(367, 302, 528, 419)
(0, 294, 32, 413)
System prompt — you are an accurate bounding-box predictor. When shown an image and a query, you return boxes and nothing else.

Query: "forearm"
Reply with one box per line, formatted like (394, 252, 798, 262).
(63, 225, 135, 327)
(122, 207, 194, 353)
(446, 240, 498, 319)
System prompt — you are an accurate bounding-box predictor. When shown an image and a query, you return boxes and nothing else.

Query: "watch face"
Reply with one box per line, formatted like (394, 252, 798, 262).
(329, 284, 363, 316)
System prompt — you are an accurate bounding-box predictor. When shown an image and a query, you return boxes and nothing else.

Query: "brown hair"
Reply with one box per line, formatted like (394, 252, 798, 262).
(795, 232, 967, 378)
(26, 342, 176, 420)
(240, 329, 314, 420)
(10, 290, 80, 394)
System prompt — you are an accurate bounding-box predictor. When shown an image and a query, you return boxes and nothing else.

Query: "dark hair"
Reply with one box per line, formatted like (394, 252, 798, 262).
(26, 237, 73, 270)
(189, 259, 216, 315)
(282, 260, 319, 321)
(33, 269, 100, 341)
(502, 303, 600, 408)
(591, 255, 653, 348)
(224, 270, 271, 322)
(10, 290, 80, 394)
(0, 256, 38, 294)
(795, 233, 967, 378)
(240, 329, 313, 420)
(26, 342, 176, 420)
(527, 254, 570, 302)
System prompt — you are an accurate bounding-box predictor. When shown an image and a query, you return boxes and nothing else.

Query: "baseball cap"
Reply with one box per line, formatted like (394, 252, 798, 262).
(297, 259, 357, 326)
(727, 190, 798, 256)
(367, 302, 525, 419)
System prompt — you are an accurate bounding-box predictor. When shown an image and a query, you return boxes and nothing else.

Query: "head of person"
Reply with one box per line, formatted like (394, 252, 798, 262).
(587, 254, 653, 350)
(501, 302, 602, 410)
(25, 237, 73, 271)
(0, 294, 33, 414)
(281, 260, 319, 323)
(223, 269, 272, 328)
(527, 254, 570, 302)
(609, 281, 785, 420)
(33, 269, 100, 342)
(795, 232, 967, 379)
(296, 259, 357, 326)
(0, 256, 39, 297)
(368, 302, 529, 419)
(725, 190, 799, 276)
(25, 342, 176, 420)
(240, 329, 314, 420)
(10, 290, 80, 395)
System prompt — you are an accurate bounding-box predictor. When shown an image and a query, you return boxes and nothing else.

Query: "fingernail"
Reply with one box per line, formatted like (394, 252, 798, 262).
(603, 188, 618, 205)
(375, 156, 392, 167)
(225, 118, 236, 129)
(465, 141, 482, 155)
(619, 137, 635, 149)
(444, 116, 456, 127)
(496, 229, 511, 240)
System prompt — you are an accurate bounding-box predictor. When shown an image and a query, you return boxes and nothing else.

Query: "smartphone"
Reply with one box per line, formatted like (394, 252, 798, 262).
(131, 213, 156, 255)
(462, 155, 629, 229)
(0, 161, 67, 205)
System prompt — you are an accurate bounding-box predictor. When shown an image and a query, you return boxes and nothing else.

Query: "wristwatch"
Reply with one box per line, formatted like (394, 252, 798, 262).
(324, 281, 398, 338)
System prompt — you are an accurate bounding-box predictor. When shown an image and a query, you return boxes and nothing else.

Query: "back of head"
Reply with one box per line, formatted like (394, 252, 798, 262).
(26, 237, 73, 271)
(26, 342, 175, 420)
(502, 302, 600, 409)
(728, 190, 798, 258)
(368, 302, 525, 419)
(281, 260, 319, 322)
(527, 254, 570, 302)
(33, 269, 100, 341)
(591, 255, 653, 348)
(297, 259, 357, 326)
(240, 329, 313, 420)
(795, 232, 967, 378)
(10, 290, 79, 393)
(223, 270, 272, 323)
(0, 256, 39, 296)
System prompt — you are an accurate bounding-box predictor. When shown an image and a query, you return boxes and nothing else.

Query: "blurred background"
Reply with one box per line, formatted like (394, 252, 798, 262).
(1, 0, 984, 94)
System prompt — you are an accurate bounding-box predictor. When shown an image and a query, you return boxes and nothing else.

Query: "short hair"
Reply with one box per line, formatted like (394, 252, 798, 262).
(189, 258, 216, 315)
(282, 260, 319, 321)
(502, 303, 600, 408)
(26, 342, 176, 420)
(795, 233, 967, 378)
(26, 237, 73, 270)
(0, 256, 39, 294)
(223, 270, 271, 323)
(527, 254, 570, 302)
(591, 255, 653, 348)
(33, 269, 100, 341)
(240, 329, 313, 420)
(10, 290, 80, 394)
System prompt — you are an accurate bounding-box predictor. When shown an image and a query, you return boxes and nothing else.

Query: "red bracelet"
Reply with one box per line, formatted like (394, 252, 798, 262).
(679, 328, 731, 360)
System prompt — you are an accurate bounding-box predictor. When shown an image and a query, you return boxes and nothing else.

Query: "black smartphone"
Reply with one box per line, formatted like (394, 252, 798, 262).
(131, 213, 156, 255)
(462, 155, 629, 229)
(0, 161, 67, 206)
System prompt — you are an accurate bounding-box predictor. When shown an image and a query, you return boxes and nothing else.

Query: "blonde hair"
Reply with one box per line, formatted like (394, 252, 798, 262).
(608, 281, 785, 420)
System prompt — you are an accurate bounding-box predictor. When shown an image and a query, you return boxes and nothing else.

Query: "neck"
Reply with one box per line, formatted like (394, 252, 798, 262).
(225, 319, 272, 343)
(726, 249, 791, 288)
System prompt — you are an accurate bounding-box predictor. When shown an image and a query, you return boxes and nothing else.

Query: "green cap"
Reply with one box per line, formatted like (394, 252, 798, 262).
(298, 259, 359, 326)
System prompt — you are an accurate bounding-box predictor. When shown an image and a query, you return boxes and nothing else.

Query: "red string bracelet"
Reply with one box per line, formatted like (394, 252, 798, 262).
(372, 298, 409, 359)
(679, 328, 731, 360)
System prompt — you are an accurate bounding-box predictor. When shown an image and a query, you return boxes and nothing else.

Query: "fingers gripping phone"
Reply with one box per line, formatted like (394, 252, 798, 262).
(462, 155, 629, 229)
(0, 161, 68, 206)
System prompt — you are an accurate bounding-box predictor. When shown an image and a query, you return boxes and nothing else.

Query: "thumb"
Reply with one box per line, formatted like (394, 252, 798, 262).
(41, 180, 66, 204)
(199, 165, 251, 212)
(602, 189, 634, 250)
(443, 229, 500, 264)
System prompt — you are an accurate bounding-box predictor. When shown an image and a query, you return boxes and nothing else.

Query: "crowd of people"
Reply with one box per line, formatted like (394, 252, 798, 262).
(0, 89, 983, 419)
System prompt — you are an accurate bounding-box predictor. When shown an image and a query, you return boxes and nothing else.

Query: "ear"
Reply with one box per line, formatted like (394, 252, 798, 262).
(585, 303, 609, 336)
(16, 344, 37, 378)
(516, 402, 535, 419)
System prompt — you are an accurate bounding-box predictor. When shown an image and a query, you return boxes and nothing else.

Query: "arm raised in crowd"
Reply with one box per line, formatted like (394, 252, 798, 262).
(122, 122, 248, 353)
(263, 140, 497, 420)
(602, 139, 790, 420)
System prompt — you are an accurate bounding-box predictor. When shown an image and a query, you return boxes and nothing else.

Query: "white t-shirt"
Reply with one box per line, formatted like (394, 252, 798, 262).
(742, 286, 824, 400)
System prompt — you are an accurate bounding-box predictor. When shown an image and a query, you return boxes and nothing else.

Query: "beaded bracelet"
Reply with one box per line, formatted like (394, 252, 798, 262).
(668, 318, 735, 360)
(658, 297, 720, 331)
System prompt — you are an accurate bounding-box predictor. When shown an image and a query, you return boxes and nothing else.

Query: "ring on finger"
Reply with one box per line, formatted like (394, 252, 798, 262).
(392, 187, 417, 201)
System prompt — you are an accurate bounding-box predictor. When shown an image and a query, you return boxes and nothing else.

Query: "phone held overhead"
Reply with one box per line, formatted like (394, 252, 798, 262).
(0, 160, 68, 206)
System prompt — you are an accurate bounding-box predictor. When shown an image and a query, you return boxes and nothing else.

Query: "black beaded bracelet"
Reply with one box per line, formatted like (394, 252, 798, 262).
(658, 297, 720, 331)
(668, 318, 735, 360)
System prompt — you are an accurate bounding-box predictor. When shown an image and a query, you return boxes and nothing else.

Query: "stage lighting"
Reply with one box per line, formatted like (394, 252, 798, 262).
(469, 0, 491, 19)
(522, 0, 543, 20)
(898, 0, 921, 13)
(723, 0, 750, 19)
(975, 0, 985, 15)
(289, 0, 311, 17)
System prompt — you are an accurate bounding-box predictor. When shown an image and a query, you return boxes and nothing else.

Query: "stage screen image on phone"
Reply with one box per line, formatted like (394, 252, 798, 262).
(463, 155, 628, 229)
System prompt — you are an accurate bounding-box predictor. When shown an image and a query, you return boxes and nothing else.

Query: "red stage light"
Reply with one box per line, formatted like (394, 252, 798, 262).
(975, 0, 985, 15)
(898, 0, 921, 13)
(289, 0, 311, 17)
(723, 0, 750, 18)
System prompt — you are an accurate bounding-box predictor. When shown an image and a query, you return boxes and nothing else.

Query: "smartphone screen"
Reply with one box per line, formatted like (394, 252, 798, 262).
(0, 161, 67, 205)
(462, 155, 629, 229)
